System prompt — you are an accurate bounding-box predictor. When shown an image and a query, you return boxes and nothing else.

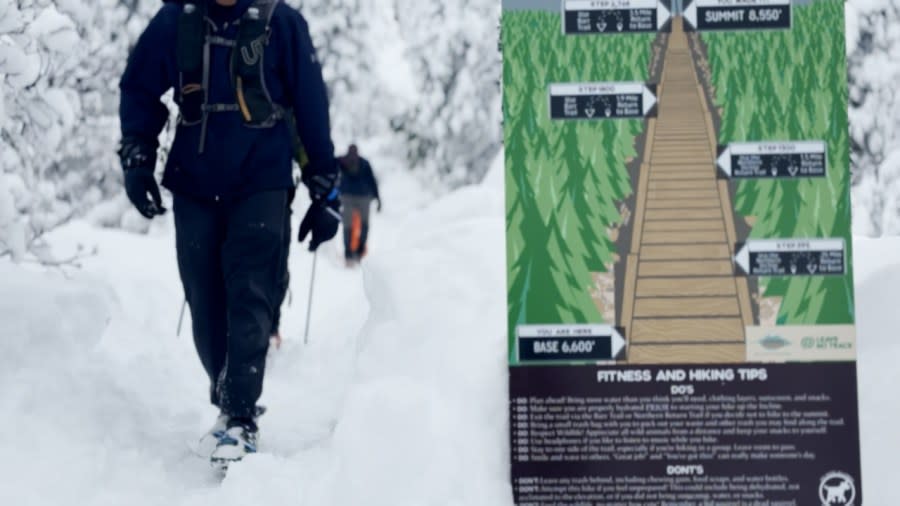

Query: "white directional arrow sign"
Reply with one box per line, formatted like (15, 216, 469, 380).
(717, 145, 732, 177)
(517, 324, 627, 363)
(657, 1, 672, 30)
(734, 242, 751, 275)
(643, 84, 658, 116)
(611, 327, 626, 358)
(683, 0, 698, 30)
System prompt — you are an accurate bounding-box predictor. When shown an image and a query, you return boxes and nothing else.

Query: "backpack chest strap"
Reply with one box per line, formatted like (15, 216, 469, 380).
(207, 35, 236, 48)
(202, 103, 241, 113)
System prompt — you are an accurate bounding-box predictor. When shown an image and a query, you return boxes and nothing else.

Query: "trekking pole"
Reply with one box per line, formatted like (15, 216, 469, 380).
(304, 250, 318, 344)
(177, 299, 187, 337)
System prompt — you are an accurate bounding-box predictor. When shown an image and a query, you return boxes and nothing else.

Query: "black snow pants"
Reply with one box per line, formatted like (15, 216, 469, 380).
(174, 190, 288, 419)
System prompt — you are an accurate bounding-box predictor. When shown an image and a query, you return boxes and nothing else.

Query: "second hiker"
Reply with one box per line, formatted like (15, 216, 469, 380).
(339, 144, 381, 264)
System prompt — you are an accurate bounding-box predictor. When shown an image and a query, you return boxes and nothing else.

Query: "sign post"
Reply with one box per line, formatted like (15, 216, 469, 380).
(502, 0, 861, 503)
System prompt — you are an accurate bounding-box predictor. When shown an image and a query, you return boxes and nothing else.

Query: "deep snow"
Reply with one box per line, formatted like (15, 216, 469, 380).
(1, 159, 509, 505)
(1, 159, 897, 504)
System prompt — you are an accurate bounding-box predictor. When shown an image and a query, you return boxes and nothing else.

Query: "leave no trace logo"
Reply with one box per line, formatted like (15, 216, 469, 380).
(802, 335, 852, 350)
(819, 471, 856, 505)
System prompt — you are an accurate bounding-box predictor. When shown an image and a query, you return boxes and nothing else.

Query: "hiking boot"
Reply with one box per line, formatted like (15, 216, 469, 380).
(210, 417, 259, 466)
(197, 405, 266, 458)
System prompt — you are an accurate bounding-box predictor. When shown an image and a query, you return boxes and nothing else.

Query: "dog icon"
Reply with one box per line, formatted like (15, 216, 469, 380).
(819, 471, 856, 506)
(824, 480, 852, 503)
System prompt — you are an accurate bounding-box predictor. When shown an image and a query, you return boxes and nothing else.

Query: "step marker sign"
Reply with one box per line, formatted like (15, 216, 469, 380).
(683, 0, 791, 31)
(562, 0, 673, 35)
(517, 324, 627, 363)
(717, 141, 827, 179)
(734, 239, 846, 277)
(549, 82, 658, 120)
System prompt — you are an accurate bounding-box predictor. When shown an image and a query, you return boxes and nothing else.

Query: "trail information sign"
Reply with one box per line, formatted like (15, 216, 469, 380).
(717, 141, 828, 179)
(683, 0, 792, 31)
(734, 239, 846, 277)
(562, 0, 674, 34)
(502, 0, 861, 504)
(549, 83, 658, 120)
(516, 324, 627, 363)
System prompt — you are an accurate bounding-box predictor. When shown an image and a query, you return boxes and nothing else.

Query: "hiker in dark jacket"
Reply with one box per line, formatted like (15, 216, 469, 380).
(339, 145, 380, 263)
(118, 0, 341, 466)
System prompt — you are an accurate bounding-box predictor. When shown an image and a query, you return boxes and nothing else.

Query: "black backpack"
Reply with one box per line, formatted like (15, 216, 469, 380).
(167, 0, 307, 165)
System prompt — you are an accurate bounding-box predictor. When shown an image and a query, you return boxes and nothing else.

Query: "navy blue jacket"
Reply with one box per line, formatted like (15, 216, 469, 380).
(119, 0, 335, 201)
(340, 157, 380, 199)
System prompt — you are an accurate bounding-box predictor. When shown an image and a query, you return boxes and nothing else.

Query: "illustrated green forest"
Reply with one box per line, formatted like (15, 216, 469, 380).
(502, 11, 653, 357)
(703, 0, 855, 325)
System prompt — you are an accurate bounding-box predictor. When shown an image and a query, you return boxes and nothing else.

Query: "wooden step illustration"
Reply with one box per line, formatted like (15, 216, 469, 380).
(621, 18, 753, 364)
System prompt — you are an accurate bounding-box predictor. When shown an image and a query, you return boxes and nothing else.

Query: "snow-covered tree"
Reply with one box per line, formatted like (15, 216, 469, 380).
(388, 0, 501, 186)
(1, 0, 81, 261)
(298, 0, 502, 186)
(847, 0, 900, 235)
(0, 0, 161, 260)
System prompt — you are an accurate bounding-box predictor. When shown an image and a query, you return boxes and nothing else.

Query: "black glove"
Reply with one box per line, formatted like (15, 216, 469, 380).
(298, 199, 341, 251)
(376, 198, 382, 213)
(298, 167, 341, 251)
(118, 138, 166, 219)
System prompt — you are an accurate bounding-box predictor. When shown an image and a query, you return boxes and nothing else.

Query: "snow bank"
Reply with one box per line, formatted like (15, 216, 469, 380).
(852, 236, 900, 503)
(317, 153, 510, 506)
(0, 263, 111, 374)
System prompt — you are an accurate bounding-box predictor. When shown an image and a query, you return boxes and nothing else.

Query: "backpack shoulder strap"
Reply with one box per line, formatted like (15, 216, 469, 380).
(175, 2, 206, 80)
(232, 0, 283, 125)
(174, 0, 208, 137)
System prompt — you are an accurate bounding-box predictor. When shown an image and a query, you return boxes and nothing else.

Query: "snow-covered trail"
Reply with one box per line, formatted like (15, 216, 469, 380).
(0, 160, 511, 505)
(1, 159, 898, 504)
(0, 218, 370, 504)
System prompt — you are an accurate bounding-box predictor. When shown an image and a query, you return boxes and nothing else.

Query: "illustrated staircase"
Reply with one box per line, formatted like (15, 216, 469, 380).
(621, 18, 754, 363)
